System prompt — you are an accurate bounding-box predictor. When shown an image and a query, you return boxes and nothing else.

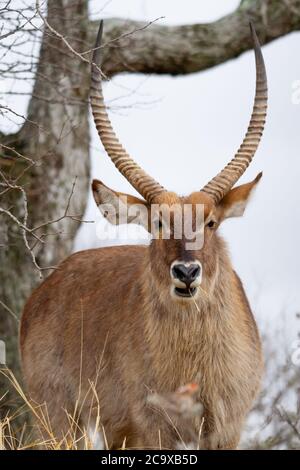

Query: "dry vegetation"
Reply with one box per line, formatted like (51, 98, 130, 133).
(0, 368, 103, 450)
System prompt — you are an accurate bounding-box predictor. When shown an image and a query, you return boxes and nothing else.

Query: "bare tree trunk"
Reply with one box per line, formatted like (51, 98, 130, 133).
(0, 0, 90, 419)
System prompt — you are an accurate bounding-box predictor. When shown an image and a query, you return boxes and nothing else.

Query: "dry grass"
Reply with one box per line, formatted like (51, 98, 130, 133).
(0, 367, 103, 450)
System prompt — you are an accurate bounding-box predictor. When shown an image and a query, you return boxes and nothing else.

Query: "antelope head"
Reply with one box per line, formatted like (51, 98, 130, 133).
(90, 21, 267, 303)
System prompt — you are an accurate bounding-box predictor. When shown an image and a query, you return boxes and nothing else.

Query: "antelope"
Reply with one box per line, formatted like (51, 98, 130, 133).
(20, 21, 267, 450)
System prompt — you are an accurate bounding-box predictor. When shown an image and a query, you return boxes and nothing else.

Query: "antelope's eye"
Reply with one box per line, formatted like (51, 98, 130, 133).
(206, 220, 216, 229)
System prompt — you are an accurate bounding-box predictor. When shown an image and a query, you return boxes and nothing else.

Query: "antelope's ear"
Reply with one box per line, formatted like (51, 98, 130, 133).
(92, 179, 150, 230)
(217, 172, 262, 221)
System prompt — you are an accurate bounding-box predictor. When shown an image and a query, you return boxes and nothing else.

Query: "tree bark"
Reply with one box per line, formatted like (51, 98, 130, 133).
(0, 0, 90, 420)
(1, 0, 300, 424)
(97, 0, 300, 77)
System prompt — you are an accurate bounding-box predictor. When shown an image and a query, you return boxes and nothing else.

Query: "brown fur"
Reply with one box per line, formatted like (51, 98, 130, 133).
(20, 182, 263, 450)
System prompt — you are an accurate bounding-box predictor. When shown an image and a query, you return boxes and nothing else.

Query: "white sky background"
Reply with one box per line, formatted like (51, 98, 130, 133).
(75, 0, 300, 353)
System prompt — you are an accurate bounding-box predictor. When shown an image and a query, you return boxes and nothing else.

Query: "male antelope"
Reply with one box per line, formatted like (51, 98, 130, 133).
(20, 22, 267, 449)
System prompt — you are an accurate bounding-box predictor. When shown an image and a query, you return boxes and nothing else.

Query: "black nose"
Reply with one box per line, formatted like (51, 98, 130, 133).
(172, 263, 201, 287)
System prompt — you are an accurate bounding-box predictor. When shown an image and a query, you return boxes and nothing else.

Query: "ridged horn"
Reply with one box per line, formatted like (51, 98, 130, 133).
(201, 23, 268, 204)
(90, 21, 166, 203)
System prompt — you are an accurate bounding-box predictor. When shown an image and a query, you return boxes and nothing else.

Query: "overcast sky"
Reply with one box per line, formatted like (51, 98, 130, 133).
(74, 1, 300, 350)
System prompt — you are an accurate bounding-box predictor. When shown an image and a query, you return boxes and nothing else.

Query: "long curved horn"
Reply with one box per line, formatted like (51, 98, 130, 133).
(90, 21, 165, 203)
(201, 23, 268, 204)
